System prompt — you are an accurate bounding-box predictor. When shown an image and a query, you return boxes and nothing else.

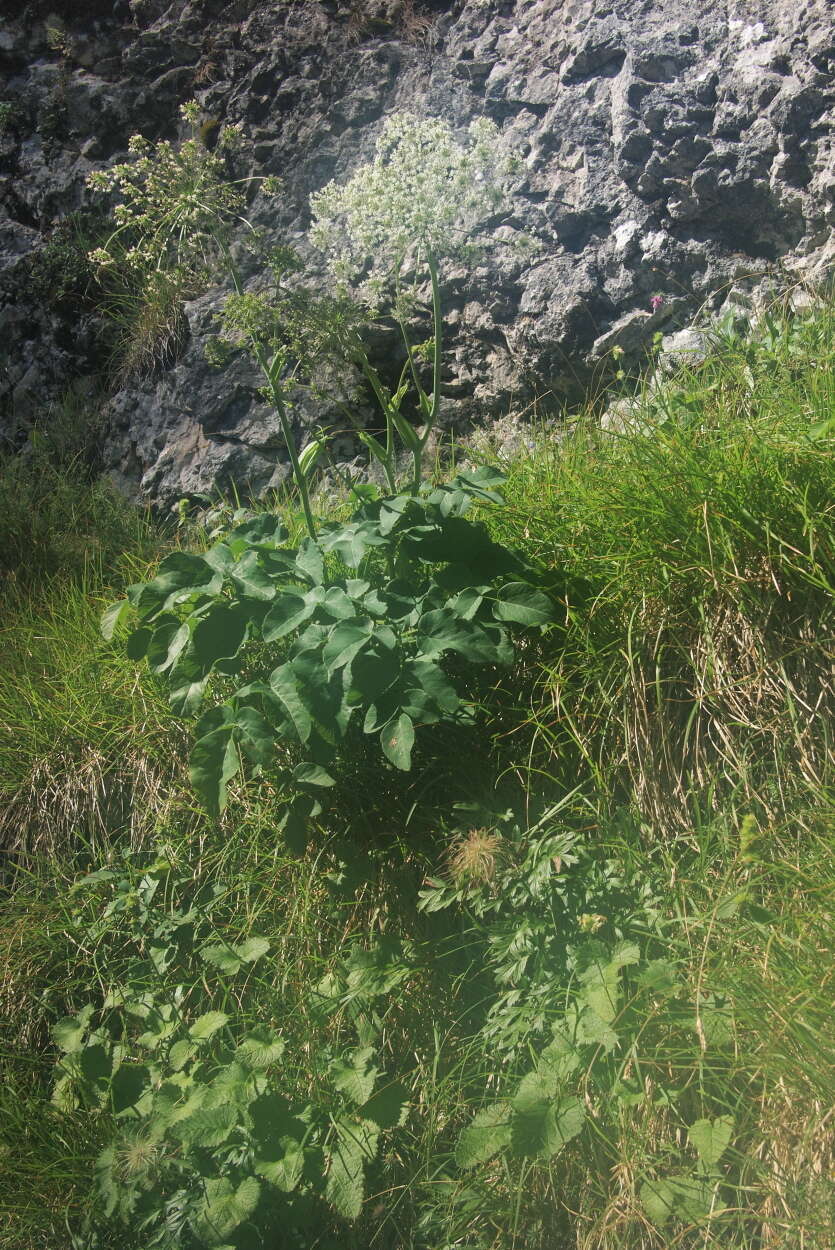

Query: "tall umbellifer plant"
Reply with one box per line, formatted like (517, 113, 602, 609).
(98, 108, 553, 827)
(308, 112, 512, 494)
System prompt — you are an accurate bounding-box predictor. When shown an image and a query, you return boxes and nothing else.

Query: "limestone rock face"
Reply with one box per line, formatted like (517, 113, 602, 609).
(1, 0, 833, 507)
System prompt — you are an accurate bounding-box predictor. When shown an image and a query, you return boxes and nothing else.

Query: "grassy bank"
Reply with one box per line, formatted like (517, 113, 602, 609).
(1, 305, 833, 1249)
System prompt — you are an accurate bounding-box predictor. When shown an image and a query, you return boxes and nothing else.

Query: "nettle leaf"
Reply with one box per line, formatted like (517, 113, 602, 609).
(455, 1103, 512, 1168)
(380, 712, 414, 770)
(491, 581, 553, 626)
(200, 936, 270, 976)
(174, 1103, 240, 1149)
(330, 1047, 378, 1106)
(190, 724, 240, 817)
(191, 1176, 261, 1246)
(359, 1081, 409, 1130)
(188, 1011, 230, 1042)
(53, 1006, 93, 1053)
(326, 1119, 379, 1221)
(638, 959, 680, 997)
(169, 1039, 197, 1071)
(249, 1091, 307, 1149)
(236, 1026, 285, 1070)
(688, 1116, 734, 1170)
(640, 1174, 716, 1227)
(254, 1137, 305, 1192)
(510, 1089, 585, 1160)
(110, 1064, 150, 1115)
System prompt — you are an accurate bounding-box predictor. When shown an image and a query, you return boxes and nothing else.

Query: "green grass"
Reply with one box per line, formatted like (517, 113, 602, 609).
(1, 302, 833, 1248)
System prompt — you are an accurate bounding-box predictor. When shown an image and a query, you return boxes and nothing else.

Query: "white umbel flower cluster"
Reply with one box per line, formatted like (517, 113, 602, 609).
(309, 112, 510, 308)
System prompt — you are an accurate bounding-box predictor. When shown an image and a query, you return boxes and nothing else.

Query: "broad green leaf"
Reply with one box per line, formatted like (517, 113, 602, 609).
(147, 621, 190, 675)
(491, 581, 553, 626)
(293, 761, 336, 787)
(168, 1039, 197, 1071)
(110, 1064, 149, 1115)
(234, 706, 275, 768)
(229, 549, 277, 601)
(640, 1174, 715, 1227)
(321, 586, 359, 620)
(380, 712, 414, 770)
(189, 1011, 230, 1042)
(262, 591, 313, 642)
(100, 599, 131, 641)
(455, 1103, 512, 1168)
(359, 1081, 409, 1130)
(53, 1008, 93, 1054)
(637, 959, 680, 997)
(191, 1176, 260, 1246)
(268, 665, 313, 743)
(200, 936, 270, 976)
(326, 1119, 379, 1220)
(229, 514, 287, 546)
(174, 1102, 240, 1148)
(168, 657, 209, 717)
(236, 1026, 285, 1070)
(126, 626, 152, 660)
(323, 620, 373, 673)
(190, 725, 240, 817)
(688, 1116, 734, 1169)
(295, 537, 324, 585)
(510, 1091, 585, 1159)
(347, 644, 401, 703)
(80, 1042, 113, 1086)
(249, 1091, 307, 1149)
(255, 1137, 305, 1191)
(192, 603, 250, 670)
(330, 1048, 377, 1106)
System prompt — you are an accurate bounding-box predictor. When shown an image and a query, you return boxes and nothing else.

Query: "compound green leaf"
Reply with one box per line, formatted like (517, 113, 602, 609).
(100, 599, 131, 641)
(262, 592, 313, 642)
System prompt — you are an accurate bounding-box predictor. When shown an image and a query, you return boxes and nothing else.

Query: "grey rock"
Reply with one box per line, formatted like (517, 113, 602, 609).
(0, 0, 833, 504)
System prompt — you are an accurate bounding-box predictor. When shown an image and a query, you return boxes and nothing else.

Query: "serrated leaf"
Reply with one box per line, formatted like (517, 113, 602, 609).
(254, 1138, 305, 1191)
(199, 936, 269, 976)
(53, 1010, 92, 1054)
(191, 1176, 260, 1246)
(637, 959, 680, 997)
(169, 1039, 197, 1071)
(326, 1119, 378, 1220)
(236, 1026, 285, 1070)
(109, 1064, 149, 1115)
(330, 1048, 377, 1105)
(455, 1103, 511, 1168)
(510, 1093, 585, 1159)
(688, 1116, 734, 1169)
(359, 1081, 409, 1130)
(173, 1102, 240, 1148)
(380, 712, 414, 770)
(189, 1011, 230, 1042)
(640, 1174, 715, 1227)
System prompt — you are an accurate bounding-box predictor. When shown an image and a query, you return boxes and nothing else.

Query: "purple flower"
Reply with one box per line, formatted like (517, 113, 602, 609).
(650, 294, 664, 312)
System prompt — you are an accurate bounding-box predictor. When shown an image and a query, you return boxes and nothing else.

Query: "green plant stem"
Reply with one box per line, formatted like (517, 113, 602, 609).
(222, 243, 318, 540)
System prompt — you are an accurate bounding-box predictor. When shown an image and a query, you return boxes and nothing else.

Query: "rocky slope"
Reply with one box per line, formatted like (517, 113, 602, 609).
(1, 0, 833, 506)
